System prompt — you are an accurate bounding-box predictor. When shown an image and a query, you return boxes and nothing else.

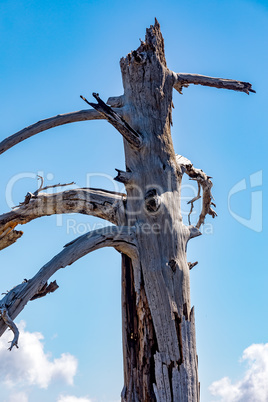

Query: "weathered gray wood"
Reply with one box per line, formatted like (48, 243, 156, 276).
(0, 307, 19, 350)
(176, 155, 217, 228)
(107, 94, 125, 108)
(0, 225, 137, 346)
(0, 188, 126, 250)
(0, 107, 123, 155)
(119, 20, 200, 401)
(173, 72, 255, 94)
(81, 93, 142, 148)
(0, 229, 23, 250)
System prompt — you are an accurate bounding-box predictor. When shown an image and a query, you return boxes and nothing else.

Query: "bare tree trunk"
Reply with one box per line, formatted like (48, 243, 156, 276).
(0, 17, 254, 402)
(119, 21, 199, 401)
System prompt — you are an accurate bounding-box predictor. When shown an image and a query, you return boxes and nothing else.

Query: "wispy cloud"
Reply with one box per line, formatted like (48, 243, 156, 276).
(8, 391, 29, 402)
(209, 343, 268, 402)
(0, 321, 78, 389)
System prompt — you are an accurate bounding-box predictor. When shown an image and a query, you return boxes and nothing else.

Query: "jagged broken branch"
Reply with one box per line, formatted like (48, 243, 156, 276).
(0, 225, 138, 348)
(33, 176, 75, 196)
(188, 261, 198, 270)
(187, 182, 201, 226)
(81, 93, 143, 148)
(0, 188, 126, 250)
(30, 280, 59, 300)
(177, 155, 217, 228)
(0, 307, 19, 350)
(14, 179, 76, 208)
(173, 72, 255, 95)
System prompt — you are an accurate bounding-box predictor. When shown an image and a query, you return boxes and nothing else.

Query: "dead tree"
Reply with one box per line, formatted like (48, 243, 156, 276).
(0, 20, 254, 401)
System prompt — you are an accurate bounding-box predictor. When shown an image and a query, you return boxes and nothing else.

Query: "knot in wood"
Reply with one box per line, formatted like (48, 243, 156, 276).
(144, 189, 161, 213)
(168, 259, 177, 273)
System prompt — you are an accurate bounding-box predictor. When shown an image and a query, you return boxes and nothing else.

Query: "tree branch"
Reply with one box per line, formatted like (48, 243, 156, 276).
(30, 280, 59, 300)
(188, 261, 198, 270)
(0, 225, 138, 348)
(173, 72, 255, 95)
(0, 229, 23, 251)
(80, 93, 143, 148)
(0, 307, 19, 350)
(176, 155, 217, 228)
(33, 176, 75, 196)
(0, 188, 126, 250)
(0, 107, 123, 155)
(107, 94, 125, 108)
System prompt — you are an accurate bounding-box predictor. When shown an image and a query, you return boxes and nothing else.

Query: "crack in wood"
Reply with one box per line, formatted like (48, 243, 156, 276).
(168, 259, 176, 273)
(167, 361, 175, 402)
(174, 312, 183, 366)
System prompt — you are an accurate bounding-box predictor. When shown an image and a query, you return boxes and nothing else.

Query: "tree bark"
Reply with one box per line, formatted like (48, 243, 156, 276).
(0, 188, 126, 249)
(119, 20, 199, 401)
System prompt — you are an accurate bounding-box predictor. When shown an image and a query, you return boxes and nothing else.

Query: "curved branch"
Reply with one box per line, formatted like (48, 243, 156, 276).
(0, 107, 123, 155)
(0, 188, 126, 250)
(0, 225, 138, 348)
(173, 72, 255, 95)
(176, 155, 217, 228)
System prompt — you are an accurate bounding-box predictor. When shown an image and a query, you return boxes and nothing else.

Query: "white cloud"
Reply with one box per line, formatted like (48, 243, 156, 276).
(8, 391, 29, 402)
(0, 321, 78, 389)
(209, 343, 268, 402)
(57, 396, 93, 402)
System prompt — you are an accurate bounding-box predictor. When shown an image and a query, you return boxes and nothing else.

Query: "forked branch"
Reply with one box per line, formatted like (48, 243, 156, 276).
(81, 93, 142, 148)
(173, 72, 255, 95)
(0, 225, 138, 348)
(177, 155, 217, 228)
(0, 187, 126, 250)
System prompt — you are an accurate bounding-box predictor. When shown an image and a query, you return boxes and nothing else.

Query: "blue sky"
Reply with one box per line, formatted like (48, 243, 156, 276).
(0, 1, 267, 401)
